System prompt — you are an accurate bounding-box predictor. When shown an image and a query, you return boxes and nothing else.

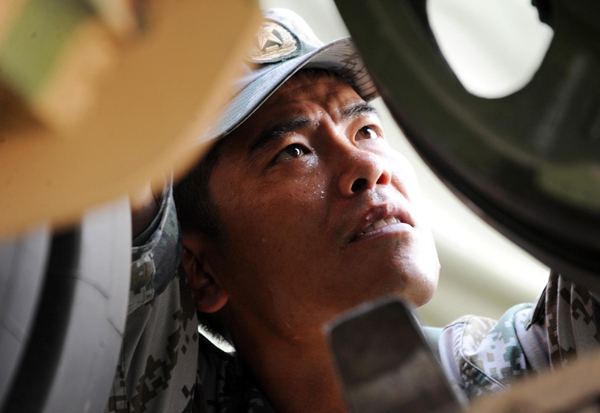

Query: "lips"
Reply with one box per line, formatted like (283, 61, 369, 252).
(350, 205, 414, 242)
(362, 216, 401, 235)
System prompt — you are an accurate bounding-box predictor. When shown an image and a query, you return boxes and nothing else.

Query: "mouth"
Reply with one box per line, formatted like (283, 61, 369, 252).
(350, 207, 414, 243)
(361, 216, 402, 235)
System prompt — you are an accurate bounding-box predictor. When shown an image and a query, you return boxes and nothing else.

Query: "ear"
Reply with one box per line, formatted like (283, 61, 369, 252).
(181, 233, 229, 313)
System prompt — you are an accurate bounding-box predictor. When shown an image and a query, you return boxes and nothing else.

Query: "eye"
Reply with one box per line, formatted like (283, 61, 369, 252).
(274, 144, 308, 163)
(356, 125, 379, 141)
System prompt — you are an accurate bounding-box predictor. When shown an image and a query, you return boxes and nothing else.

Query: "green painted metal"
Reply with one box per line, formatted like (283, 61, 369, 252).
(0, 0, 92, 99)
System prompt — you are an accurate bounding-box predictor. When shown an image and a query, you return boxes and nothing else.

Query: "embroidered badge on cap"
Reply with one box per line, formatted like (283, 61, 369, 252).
(247, 21, 300, 64)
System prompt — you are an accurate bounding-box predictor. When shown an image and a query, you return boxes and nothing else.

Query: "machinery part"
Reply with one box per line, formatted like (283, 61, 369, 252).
(0, 226, 51, 409)
(0, 0, 261, 239)
(327, 299, 462, 413)
(334, 0, 600, 291)
(0, 198, 131, 413)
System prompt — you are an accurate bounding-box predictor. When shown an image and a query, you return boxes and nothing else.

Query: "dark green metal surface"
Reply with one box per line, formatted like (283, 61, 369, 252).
(335, 0, 600, 289)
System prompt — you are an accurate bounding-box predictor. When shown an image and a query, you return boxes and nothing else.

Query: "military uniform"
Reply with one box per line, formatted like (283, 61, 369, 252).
(106, 185, 275, 413)
(106, 187, 600, 412)
(434, 273, 600, 399)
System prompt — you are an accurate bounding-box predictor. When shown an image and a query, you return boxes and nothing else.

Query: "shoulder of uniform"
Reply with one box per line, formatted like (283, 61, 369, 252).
(439, 304, 534, 399)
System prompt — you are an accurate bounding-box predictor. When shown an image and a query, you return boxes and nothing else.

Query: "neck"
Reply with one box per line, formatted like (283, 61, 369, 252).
(230, 314, 348, 413)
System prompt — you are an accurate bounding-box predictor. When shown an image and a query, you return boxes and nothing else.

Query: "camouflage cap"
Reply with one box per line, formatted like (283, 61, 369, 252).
(200, 8, 378, 143)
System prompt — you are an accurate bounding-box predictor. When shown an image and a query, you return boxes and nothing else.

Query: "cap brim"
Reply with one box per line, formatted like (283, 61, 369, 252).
(199, 37, 378, 143)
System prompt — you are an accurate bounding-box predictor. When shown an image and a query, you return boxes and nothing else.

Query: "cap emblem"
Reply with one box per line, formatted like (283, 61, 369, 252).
(247, 21, 299, 64)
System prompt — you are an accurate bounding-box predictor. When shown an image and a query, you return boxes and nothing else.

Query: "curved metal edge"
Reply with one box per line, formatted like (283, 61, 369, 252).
(0, 226, 51, 410)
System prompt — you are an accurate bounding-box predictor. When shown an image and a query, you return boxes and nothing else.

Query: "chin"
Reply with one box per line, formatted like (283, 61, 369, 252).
(340, 247, 440, 311)
(384, 262, 439, 308)
(407, 280, 437, 307)
(403, 238, 441, 307)
(409, 264, 440, 307)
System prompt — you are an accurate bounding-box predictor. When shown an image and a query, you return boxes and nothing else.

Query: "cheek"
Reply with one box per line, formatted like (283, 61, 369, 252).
(215, 178, 336, 319)
(217, 176, 329, 258)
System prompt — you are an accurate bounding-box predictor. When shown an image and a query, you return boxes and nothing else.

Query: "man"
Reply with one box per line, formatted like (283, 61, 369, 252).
(110, 8, 600, 413)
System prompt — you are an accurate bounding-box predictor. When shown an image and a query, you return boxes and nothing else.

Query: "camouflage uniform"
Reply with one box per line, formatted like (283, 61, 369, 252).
(107, 187, 600, 412)
(435, 273, 600, 399)
(106, 185, 274, 413)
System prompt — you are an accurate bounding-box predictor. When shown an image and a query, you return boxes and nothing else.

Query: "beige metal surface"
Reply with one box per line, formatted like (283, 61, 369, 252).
(0, 0, 261, 239)
(470, 352, 600, 412)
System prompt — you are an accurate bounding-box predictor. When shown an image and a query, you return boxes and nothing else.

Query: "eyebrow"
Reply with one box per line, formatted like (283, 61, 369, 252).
(246, 101, 380, 160)
(340, 102, 380, 121)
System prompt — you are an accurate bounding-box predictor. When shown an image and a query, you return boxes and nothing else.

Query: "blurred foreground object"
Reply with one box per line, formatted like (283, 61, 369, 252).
(468, 349, 600, 412)
(327, 299, 462, 413)
(334, 0, 600, 292)
(0, 0, 261, 239)
(0, 199, 130, 413)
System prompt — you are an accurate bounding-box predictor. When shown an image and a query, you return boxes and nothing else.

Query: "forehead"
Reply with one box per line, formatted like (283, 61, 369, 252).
(220, 73, 364, 153)
(266, 73, 358, 109)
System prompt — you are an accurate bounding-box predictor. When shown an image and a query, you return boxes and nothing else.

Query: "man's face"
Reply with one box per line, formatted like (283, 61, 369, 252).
(208, 73, 440, 336)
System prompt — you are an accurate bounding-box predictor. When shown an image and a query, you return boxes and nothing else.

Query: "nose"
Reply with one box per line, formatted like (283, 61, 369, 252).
(336, 150, 392, 198)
